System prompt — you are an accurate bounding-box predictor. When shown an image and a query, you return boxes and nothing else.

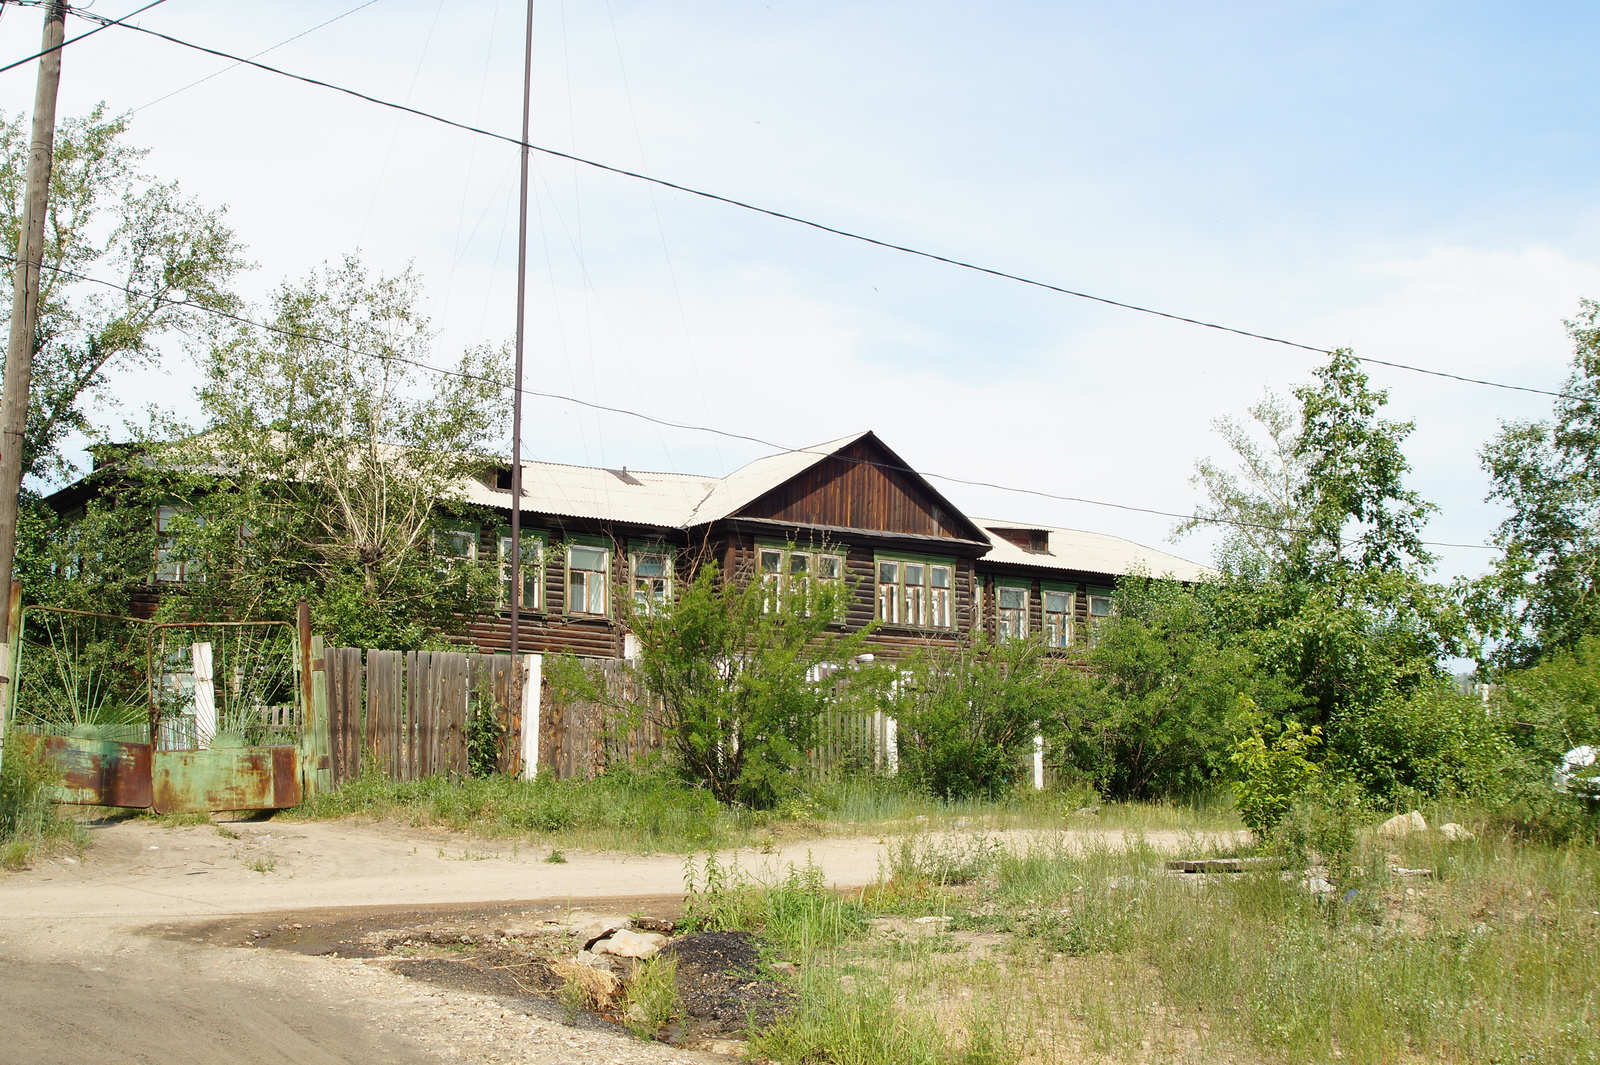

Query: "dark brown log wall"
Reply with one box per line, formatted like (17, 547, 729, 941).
(739, 438, 975, 540)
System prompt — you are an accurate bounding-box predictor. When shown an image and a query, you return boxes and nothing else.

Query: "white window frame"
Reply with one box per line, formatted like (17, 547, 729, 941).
(876, 555, 956, 630)
(155, 505, 204, 583)
(566, 541, 611, 617)
(1088, 589, 1114, 646)
(435, 524, 479, 564)
(759, 544, 844, 613)
(1043, 587, 1075, 648)
(630, 542, 674, 615)
(496, 528, 545, 611)
(996, 581, 1029, 641)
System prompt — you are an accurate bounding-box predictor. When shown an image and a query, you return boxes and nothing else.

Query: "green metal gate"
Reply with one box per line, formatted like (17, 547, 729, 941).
(5, 606, 314, 813)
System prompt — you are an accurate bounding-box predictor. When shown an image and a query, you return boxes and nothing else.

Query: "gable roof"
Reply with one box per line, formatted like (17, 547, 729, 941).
(974, 519, 1216, 583)
(682, 431, 870, 526)
(458, 461, 719, 528)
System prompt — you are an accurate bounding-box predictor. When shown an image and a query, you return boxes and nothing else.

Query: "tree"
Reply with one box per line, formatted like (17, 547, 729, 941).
(146, 255, 509, 646)
(1474, 301, 1600, 668)
(1180, 350, 1460, 731)
(625, 560, 870, 808)
(1061, 576, 1289, 801)
(0, 105, 245, 484)
(891, 633, 1073, 801)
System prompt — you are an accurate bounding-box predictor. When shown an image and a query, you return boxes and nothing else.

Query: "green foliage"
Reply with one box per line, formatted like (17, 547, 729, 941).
(625, 560, 871, 808)
(681, 853, 868, 954)
(1328, 680, 1520, 803)
(295, 767, 735, 852)
(1229, 709, 1322, 833)
(889, 634, 1070, 801)
(1065, 576, 1282, 800)
(0, 105, 246, 486)
(1474, 301, 1600, 667)
(0, 732, 80, 869)
(623, 955, 679, 1038)
(885, 832, 1003, 887)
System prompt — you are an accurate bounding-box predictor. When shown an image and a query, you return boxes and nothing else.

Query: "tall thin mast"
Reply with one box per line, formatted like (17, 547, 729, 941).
(509, 0, 534, 661)
(0, 1, 67, 648)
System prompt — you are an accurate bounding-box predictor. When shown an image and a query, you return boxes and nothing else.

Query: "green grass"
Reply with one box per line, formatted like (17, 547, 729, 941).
(0, 731, 85, 870)
(689, 813, 1600, 1065)
(289, 768, 779, 853)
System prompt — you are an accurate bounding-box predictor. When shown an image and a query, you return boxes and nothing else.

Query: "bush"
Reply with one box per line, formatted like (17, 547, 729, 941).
(1327, 681, 1519, 803)
(1230, 711, 1322, 834)
(1, 732, 79, 869)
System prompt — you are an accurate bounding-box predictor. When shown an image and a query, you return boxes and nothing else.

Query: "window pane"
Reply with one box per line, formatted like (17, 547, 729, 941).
(789, 553, 810, 575)
(634, 551, 668, 578)
(818, 555, 842, 580)
(930, 566, 950, 589)
(570, 545, 606, 571)
(1090, 596, 1112, 617)
(760, 549, 782, 573)
(999, 586, 1027, 610)
(878, 560, 898, 583)
(1044, 591, 1071, 612)
(931, 587, 950, 628)
(904, 563, 924, 587)
(588, 574, 607, 614)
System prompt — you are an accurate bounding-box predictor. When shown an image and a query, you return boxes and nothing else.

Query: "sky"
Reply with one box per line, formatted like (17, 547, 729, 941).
(3, 0, 1598, 583)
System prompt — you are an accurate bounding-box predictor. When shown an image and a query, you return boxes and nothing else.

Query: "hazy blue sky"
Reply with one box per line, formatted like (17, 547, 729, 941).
(3, 1, 1598, 579)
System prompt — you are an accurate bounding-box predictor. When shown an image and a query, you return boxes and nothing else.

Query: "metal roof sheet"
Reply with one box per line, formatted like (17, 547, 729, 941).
(974, 519, 1216, 582)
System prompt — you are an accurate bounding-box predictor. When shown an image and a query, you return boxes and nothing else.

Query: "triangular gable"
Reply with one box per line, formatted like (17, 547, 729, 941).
(731, 432, 987, 542)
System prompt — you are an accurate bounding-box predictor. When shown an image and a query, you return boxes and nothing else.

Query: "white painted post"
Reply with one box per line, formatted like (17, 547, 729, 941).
(519, 653, 542, 779)
(872, 709, 884, 773)
(885, 716, 899, 776)
(192, 642, 216, 749)
(1033, 733, 1045, 790)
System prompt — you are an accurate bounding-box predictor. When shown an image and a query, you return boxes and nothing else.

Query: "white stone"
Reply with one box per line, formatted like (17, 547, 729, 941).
(1376, 811, 1428, 837)
(1439, 823, 1475, 842)
(593, 928, 668, 959)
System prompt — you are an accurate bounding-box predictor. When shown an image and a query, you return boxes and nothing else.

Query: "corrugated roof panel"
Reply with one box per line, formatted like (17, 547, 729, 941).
(974, 519, 1216, 582)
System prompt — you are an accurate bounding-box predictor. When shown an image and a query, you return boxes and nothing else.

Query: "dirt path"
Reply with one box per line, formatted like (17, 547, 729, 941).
(0, 818, 1245, 1064)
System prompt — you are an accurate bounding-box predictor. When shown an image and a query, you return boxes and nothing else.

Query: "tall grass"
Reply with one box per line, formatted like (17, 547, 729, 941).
(0, 732, 83, 869)
(291, 768, 773, 853)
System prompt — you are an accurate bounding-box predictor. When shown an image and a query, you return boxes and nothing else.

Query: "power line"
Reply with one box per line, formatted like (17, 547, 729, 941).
(8, 252, 1503, 551)
(0, 0, 164, 75)
(128, 0, 382, 114)
(73, 11, 1582, 405)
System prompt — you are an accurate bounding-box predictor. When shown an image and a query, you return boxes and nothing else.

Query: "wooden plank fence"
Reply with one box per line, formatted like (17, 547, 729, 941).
(322, 651, 919, 786)
(324, 648, 526, 784)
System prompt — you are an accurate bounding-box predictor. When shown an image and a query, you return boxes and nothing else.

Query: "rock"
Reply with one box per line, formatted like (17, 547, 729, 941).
(593, 928, 668, 959)
(570, 914, 632, 948)
(1376, 811, 1428, 837)
(1439, 822, 1475, 842)
(1073, 806, 1102, 817)
(572, 950, 620, 972)
(1305, 876, 1335, 896)
(701, 1039, 748, 1056)
(912, 915, 953, 925)
(768, 961, 798, 975)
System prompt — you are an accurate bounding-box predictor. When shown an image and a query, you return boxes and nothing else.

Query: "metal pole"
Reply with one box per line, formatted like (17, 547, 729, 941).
(0, 1, 68, 647)
(509, 0, 534, 660)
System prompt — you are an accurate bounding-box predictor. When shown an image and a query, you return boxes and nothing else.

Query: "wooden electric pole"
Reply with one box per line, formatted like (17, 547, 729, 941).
(508, 0, 534, 661)
(0, 0, 68, 648)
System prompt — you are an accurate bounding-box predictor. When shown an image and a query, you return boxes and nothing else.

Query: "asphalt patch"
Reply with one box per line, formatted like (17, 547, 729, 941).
(664, 930, 797, 1031)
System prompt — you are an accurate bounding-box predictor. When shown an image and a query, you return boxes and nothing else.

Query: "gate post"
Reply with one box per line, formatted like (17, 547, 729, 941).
(297, 600, 332, 799)
(0, 579, 18, 774)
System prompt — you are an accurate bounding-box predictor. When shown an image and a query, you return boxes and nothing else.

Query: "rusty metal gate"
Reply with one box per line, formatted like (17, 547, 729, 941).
(4, 605, 316, 813)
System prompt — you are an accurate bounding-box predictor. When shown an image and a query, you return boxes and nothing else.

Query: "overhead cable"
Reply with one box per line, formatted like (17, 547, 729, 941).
(9, 252, 1502, 551)
(71, 11, 1581, 404)
(0, 0, 164, 75)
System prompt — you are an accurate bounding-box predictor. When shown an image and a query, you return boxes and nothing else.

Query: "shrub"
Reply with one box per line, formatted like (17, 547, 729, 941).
(1, 732, 79, 868)
(1230, 711, 1322, 834)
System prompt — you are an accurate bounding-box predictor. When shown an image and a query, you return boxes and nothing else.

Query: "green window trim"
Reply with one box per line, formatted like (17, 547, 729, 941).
(874, 551, 956, 630)
(757, 542, 845, 614)
(1041, 583, 1076, 649)
(629, 540, 675, 615)
(495, 527, 547, 612)
(563, 536, 613, 618)
(994, 578, 1031, 641)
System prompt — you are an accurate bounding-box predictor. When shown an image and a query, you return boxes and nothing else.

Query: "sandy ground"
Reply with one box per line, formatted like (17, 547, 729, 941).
(0, 818, 1244, 1064)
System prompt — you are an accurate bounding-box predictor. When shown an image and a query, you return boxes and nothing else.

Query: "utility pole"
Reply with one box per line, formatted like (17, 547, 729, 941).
(0, 0, 68, 648)
(508, 0, 534, 661)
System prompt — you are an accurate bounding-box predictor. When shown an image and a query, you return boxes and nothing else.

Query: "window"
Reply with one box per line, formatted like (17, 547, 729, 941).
(155, 505, 204, 582)
(758, 544, 843, 612)
(435, 525, 479, 563)
(1088, 589, 1113, 645)
(567, 542, 610, 616)
(631, 543, 674, 614)
(876, 555, 955, 629)
(496, 529, 544, 611)
(1043, 588, 1075, 648)
(996, 583, 1029, 640)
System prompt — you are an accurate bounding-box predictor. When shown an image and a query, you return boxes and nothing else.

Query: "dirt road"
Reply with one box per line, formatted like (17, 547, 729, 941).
(0, 818, 1244, 1064)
